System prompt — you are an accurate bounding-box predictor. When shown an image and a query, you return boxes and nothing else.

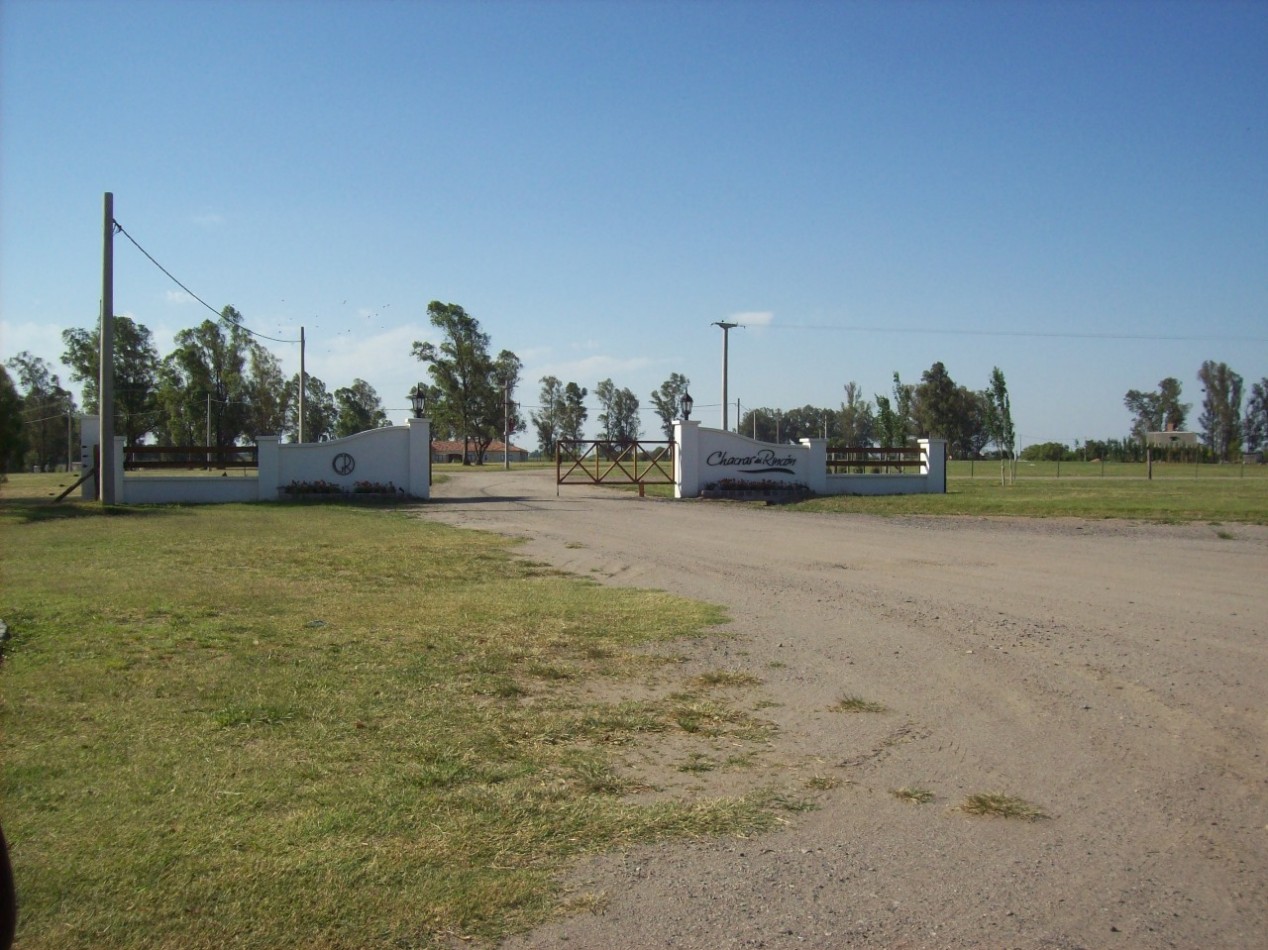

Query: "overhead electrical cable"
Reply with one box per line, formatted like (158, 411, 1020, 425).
(112, 220, 300, 345)
(757, 323, 1268, 343)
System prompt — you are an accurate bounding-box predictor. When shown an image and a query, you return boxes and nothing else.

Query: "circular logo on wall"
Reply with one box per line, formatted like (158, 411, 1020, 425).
(332, 452, 355, 476)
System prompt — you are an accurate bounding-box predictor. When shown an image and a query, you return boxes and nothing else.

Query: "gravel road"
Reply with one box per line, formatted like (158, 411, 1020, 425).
(420, 468, 1268, 950)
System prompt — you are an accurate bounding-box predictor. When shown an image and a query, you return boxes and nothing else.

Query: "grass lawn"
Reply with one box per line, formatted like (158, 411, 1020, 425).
(795, 472, 1268, 522)
(1, 481, 778, 949)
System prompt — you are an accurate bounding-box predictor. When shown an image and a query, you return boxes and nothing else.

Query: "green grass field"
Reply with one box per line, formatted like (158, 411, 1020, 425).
(796, 470, 1268, 522)
(0, 483, 781, 949)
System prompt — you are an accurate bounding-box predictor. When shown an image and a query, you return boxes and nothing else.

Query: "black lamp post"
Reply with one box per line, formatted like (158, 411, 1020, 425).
(408, 383, 427, 419)
(681, 390, 694, 421)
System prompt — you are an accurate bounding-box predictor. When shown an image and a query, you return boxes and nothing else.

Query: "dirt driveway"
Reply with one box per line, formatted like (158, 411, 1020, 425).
(421, 468, 1267, 949)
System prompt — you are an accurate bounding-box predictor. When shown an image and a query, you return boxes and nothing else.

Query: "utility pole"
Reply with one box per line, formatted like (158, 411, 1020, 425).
(99, 193, 116, 503)
(503, 380, 510, 470)
(713, 321, 740, 431)
(298, 326, 306, 443)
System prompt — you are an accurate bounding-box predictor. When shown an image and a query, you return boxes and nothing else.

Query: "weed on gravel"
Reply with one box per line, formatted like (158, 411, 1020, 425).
(959, 792, 1049, 820)
(829, 695, 888, 713)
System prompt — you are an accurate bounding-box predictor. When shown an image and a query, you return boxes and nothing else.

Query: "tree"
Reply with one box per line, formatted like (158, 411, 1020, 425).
(776, 405, 832, 441)
(595, 378, 640, 448)
(892, 373, 914, 444)
(5, 352, 71, 471)
(532, 376, 564, 456)
(1020, 441, 1070, 462)
(61, 316, 161, 446)
(738, 407, 777, 442)
(873, 395, 900, 448)
(468, 350, 524, 463)
(1124, 377, 1189, 442)
(912, 361, 959, 442)
(909, 362, 986, 458)
(0, 365, 26, 474)
(1158, 377, 1188, 432)
(559, 382, 588, 442)
(156, 307, 274, 448)
(284, 373, 337, 442)
(839, 382, 875, 446)
(412, 301, 519, 464)
(1244, 378, 1268, 454)
(874, 373, 912, 448)
(982, 366, 1015, 485)
(242, 344, 288, 441)
(334, 379, 389, 437)
(958, 387, 991, 459)
(1197, 360, 1243, 461)
(649, 372, 691, 439)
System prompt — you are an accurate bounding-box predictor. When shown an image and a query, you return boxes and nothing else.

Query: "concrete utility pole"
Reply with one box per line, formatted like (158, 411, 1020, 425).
(298, 326, 306, 443)
(99, 193, 116, 503)
(503, 380, 510, 470)
(713, 320, 741, 431)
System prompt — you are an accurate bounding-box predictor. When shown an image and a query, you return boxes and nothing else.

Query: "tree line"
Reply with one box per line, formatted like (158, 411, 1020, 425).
(3, 307, 391, 473)
(740, 360, 1266, 465)
(738, 363, 1017, 463)
(413, 303, 686, 462)
(7, 299, 1263, 474)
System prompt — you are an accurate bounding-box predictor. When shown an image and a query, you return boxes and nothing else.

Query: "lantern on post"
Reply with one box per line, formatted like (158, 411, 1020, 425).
(408, 383, 427, 419)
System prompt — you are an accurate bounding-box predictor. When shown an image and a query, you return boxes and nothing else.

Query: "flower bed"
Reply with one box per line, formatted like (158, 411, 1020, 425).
(699, 478, 812, 503)
(281, 480, 406, 500)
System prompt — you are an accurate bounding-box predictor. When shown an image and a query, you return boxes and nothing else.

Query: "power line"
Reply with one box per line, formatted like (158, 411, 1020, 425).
(763, 323, 1268, 344)
(112, 220, 300, 345)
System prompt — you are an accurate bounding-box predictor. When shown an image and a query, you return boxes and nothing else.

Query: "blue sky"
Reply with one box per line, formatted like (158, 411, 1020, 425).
(3, 0, 1265, 446)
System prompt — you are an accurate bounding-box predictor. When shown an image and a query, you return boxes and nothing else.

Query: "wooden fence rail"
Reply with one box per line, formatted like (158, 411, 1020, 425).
(826, 445, 925, 474)
(124, 445, 259, 470)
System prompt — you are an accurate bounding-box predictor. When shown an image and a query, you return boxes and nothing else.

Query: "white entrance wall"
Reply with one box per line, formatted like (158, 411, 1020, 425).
(673, 420, 945, 498)
(82, 416, 431, 505)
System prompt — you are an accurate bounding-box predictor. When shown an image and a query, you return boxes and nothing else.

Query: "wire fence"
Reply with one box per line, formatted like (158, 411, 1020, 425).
(950, 459, 1268, 480)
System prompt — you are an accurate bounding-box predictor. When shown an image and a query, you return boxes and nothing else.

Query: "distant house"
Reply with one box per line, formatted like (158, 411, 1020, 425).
(430, 439, 530, 464)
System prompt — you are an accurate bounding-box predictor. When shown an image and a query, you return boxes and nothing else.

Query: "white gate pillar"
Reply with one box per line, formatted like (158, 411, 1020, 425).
(919, 438, 947, 493)
(256, 435, 280, 500)
(673, 419, 701, 498)
(408, 417, 432, 500)
(798, 438, 829, 494)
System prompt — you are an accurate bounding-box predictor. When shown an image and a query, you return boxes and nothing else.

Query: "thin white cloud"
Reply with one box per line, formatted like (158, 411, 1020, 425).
(516, 345, 553, 363)
(529, 353, 655, 386)
(165, 290, 193, 305)
(731, 311, 774, 327)
(192, 212, 224, 227)
(1, 319, 76, 387)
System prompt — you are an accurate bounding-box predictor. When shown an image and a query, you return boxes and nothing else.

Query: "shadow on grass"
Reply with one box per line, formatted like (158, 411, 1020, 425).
(0, 500, 188, 524)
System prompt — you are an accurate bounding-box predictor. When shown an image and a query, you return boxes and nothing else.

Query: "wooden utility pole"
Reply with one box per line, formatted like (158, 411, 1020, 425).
(99, 193, 116, 503)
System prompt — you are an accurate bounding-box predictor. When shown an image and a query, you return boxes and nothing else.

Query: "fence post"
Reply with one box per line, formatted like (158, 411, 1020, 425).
(113, 436, 127, 504)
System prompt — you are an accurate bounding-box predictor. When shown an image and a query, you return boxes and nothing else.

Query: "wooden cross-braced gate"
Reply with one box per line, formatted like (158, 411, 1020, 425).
(555, 439, 675, 496)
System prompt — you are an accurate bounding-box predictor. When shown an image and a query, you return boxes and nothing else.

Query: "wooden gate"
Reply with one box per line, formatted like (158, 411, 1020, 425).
(556, 440, 675, 496)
